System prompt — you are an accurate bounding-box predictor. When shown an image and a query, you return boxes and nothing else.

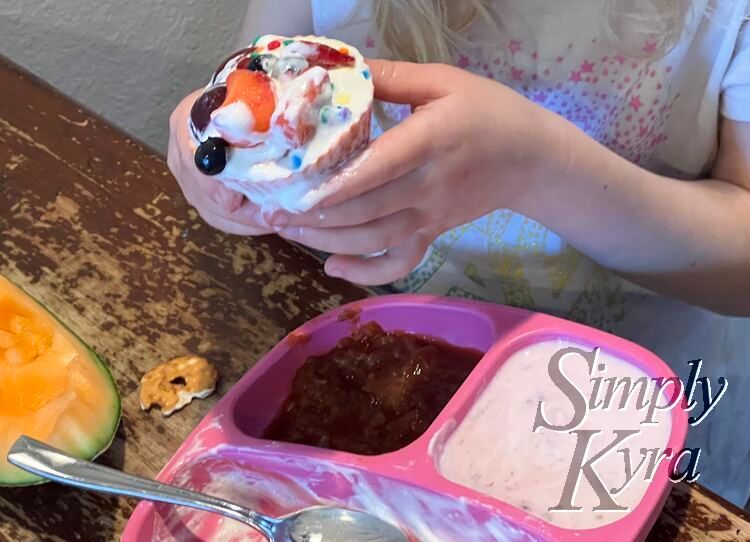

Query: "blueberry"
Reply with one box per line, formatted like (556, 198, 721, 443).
(246, 54, 277, 73)
(194, 138, 228, 175)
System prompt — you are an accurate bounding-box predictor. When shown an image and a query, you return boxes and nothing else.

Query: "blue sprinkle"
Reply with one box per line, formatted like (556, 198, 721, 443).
(336, 106, 352, 122)
(362, 69, 370, 79)
(291, 154, 303, 169)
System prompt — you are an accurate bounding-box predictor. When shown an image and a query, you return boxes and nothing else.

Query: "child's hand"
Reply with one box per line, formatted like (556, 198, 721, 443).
(167, 91, 272, 236)
(266, 59, 567, 284)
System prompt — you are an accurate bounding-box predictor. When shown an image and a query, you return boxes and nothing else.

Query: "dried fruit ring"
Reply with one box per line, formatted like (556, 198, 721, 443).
(139, 355, 218, 416)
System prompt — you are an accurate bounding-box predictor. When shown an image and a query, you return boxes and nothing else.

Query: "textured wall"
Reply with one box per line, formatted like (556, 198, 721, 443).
(0, 0, 248, 152)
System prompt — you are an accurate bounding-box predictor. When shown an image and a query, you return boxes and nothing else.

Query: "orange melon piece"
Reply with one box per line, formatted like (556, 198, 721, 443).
(0, 275, 120, 485)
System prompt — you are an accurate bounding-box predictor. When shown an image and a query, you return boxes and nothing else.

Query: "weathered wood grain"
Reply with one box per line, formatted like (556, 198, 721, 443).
(648, 483, 750, 542)
(0, 56, 367, 541)
(0, 56, 747, 541)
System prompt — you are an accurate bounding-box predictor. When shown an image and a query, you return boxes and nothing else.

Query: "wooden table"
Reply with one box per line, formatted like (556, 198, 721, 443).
(0, 57, 747, 542)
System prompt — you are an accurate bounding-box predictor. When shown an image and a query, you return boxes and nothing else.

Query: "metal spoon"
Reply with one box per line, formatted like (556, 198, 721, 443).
(8, 436, 408, 542)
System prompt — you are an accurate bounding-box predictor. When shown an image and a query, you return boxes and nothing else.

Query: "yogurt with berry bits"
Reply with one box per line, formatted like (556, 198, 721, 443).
(189, 34, 374, 212)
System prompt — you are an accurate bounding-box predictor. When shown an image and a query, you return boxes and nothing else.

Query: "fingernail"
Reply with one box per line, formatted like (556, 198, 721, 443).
(225, 192, 243, 213)
(263, 209, 290, 231)
(326, 266, 343, 278)
(282, 226, 301, 239)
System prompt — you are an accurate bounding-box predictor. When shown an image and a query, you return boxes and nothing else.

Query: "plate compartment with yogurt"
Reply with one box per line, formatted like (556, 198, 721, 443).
(122, 295, 688, 542)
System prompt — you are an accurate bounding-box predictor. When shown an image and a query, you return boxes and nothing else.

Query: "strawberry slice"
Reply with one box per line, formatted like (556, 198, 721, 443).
(299, 41, 355, 69)
(224, 70, 275, 132)
(273, 67, 331, 148)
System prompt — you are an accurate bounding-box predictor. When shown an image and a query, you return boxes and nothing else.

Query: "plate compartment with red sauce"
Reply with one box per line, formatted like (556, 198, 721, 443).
(122, 295, 688, 542)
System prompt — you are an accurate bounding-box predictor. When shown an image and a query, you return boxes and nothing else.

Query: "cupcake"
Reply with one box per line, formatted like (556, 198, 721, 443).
(190, 34, 374, 212)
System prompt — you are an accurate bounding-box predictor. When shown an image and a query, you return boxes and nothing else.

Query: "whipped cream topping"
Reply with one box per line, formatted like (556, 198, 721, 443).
(149, 445, 538, 542)
(190, 34, 373, 212)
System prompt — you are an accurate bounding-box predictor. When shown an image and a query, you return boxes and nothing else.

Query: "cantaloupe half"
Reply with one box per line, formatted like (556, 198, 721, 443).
(0, 275, 120, 485)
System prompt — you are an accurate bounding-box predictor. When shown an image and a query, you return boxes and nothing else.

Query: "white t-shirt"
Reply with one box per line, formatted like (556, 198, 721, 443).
(311, 0, 750, 505)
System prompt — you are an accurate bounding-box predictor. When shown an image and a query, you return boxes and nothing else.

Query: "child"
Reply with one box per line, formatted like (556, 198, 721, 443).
(168, 0, 750, 506)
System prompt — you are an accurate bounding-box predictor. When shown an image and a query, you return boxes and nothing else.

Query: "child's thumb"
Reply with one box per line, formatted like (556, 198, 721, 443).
(366, 59, 449, 106)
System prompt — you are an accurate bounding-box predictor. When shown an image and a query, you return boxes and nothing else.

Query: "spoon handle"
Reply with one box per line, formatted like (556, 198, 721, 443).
(7, 436, 278, 540)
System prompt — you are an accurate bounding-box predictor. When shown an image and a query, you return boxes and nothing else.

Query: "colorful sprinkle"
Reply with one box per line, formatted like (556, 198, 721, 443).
(338, 47, 350, 55)
(268, 40, 281, 50)
(335, 106, 352, 122)
(291, 154, 303, 169)
(283, 39, 294, 46)
(333, 92, 351, 106)
(362, 69, 370, 79)
(320, 105, 351, 124)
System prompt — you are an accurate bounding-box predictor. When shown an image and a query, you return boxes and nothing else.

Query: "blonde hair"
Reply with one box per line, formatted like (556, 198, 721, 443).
(367, 0, 693, 63)
(371, 0, 495, 63)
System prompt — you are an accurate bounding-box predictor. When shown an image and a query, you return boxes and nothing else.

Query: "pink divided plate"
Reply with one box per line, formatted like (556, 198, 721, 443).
(122, 295, 688, 542)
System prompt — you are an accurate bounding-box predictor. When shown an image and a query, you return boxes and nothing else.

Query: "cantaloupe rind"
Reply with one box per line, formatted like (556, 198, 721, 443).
(0, 275, 121, 486)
